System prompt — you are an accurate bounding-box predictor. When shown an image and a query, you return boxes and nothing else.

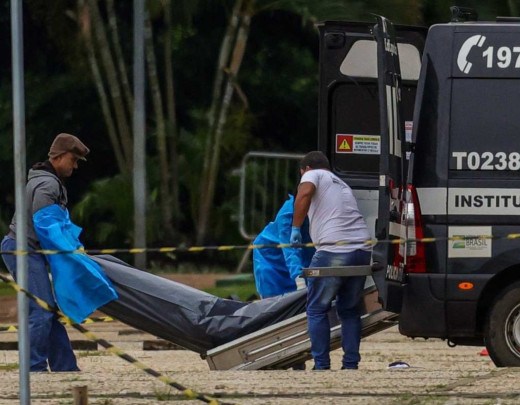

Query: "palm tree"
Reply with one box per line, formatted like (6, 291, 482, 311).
(195, 0, 369, 244)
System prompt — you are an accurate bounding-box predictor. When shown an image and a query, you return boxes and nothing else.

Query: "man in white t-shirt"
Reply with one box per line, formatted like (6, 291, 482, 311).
(291, 151, 371, 370)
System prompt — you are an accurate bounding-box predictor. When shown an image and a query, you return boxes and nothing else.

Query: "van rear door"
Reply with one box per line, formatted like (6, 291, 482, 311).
(371, 16, 408, 310)
(317, 18, 425, 310)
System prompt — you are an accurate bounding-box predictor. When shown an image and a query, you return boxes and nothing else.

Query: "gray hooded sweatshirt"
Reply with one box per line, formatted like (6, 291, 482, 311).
(8, 161, 67, 249)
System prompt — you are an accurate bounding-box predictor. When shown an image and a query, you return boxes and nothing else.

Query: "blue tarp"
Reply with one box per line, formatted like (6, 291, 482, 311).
(253, 195, 314, 298)
(33, 204, 118, 322)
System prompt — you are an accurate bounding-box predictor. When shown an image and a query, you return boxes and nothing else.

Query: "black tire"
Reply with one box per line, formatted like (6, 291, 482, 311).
(484, 281, 520, 367)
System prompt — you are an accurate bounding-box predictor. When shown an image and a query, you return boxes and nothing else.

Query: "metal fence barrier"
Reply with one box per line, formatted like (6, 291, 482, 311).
(237, 151, 304, 241)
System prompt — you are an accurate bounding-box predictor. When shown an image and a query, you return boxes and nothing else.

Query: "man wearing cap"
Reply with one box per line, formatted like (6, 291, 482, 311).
(1, 133, 89, 372)
(291, 151, 371, 371)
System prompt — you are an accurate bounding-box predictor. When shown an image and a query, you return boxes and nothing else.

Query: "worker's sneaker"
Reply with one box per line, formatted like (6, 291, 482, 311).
(341, 366, 358, 370)
(292, 362, 306, 370)
(312, 366, 330, 371)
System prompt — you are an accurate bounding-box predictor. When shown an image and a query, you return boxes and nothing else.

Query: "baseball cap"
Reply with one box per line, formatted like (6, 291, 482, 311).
(48, 133, 90, 161)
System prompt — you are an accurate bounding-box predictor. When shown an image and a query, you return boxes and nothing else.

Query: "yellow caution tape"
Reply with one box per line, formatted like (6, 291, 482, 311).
(1, 316, 115, 333)
(0, 234, 514, 257)
(0, 272, 232, 405)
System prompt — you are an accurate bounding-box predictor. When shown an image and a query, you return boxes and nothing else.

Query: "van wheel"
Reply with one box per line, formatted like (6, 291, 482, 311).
(484, 281, 520, 367)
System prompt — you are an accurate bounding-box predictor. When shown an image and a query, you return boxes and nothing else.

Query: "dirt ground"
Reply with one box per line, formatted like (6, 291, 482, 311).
(1, 274, 520, 404)
(0, 297, 17, 324)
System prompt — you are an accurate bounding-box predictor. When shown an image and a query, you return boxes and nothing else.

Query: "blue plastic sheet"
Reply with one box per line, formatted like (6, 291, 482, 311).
(253, 195, 314, 298)
(33, 204, 118, 322)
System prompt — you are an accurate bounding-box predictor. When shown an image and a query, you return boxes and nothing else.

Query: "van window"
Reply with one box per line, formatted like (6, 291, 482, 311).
(340, 40, 422, 80)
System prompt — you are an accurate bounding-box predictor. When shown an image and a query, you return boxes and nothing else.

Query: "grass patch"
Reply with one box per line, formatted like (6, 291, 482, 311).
(0, 363, 19, 371)
(77, 351, 110, 358)
(0, 269, 260, 301)
(0, 280, 15, 297)
(203, 282, 259, 301)
(153, 386, 174, 401)
(148, 259, 244, 274)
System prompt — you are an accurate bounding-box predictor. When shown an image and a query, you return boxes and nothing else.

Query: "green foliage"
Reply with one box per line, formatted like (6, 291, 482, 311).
(0, 282, 16, 297)
(0, 206, 12, 239)
(0, 363, 19, 371)
(4, 0, 517, 262)
(71, 168, 180, 249)
(178, 106, 254, 239)
(77, 351, 110, 357)
(204, 281, 258, 301)
(72, 175, 135, 248)
(152, 386, 174, 401)
(242, 17, 318, 151)
(258, 0, 366, 22)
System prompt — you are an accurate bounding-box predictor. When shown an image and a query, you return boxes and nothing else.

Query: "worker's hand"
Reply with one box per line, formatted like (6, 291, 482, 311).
(290, 226, 302, 245)
(295, 276, 306, 290)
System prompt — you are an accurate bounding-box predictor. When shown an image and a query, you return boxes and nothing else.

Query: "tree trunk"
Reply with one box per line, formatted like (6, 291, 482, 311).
(89, 0, 133, 169)
(162, 0, 180, 226)
(207, 0, 243, 130)
(144, 13, 175, 238)
(77, 0, 128, 175)
(196, 0, 253, 244)
(106, 0, 134, 118)
(198, 0, 243, 210)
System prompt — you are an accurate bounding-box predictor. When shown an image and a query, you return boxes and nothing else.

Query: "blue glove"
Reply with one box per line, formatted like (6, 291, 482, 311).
(290, 226, 302, 245)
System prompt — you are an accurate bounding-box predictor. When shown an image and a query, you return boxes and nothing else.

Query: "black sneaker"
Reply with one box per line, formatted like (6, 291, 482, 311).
(291, 362, 306, 370)
(312, 366, 330, 370)
(341, 366, 358, 370)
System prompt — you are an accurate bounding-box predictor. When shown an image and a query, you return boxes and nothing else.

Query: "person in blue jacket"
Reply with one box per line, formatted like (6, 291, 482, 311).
(1, 133, 89, 372)
(253, 194, 314, 298)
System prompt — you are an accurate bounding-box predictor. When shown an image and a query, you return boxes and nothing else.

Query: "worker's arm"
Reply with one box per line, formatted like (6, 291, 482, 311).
(292, 182, 316, 227)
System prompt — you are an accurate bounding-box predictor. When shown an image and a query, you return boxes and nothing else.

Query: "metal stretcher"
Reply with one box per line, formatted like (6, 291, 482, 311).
(93, 256, 397, 370)
(205, 266, 398, 370)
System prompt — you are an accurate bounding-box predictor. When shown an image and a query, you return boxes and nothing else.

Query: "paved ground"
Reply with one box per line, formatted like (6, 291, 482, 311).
(1, 273, 519, 404)
(1, 321, 519, 405)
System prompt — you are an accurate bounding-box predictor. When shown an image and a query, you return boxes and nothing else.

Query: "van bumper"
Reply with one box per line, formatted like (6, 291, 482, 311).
(390, 273, 485, 339)
(389, 274, 447, 338)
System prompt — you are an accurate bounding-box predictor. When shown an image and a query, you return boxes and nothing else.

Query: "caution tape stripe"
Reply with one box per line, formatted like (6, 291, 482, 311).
(68, 323, 223, 403)
(66, 321, 227, 405)
(0, 273, 231, 405)
(0, 325, 19, 332)
(0, 316, 114, 333)
(0, 234, 517, 256)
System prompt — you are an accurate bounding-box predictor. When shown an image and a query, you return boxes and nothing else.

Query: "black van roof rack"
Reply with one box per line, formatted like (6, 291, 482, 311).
(450, 6, 478, 22)
(496, 16, 520, 22)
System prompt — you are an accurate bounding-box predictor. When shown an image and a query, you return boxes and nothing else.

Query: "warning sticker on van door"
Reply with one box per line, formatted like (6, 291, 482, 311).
(336, 134, 381, 155)
(448, 226, 492, 258)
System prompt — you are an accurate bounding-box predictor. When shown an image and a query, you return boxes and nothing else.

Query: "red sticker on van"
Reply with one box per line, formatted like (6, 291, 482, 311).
(336, 134, 353, 153)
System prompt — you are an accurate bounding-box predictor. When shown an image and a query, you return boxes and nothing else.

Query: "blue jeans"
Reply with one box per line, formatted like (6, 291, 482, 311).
(306, 249, 371, 370)
(1, 236, 79, 372)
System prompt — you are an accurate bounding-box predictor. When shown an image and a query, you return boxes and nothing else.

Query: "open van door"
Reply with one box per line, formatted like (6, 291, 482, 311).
(371, 16, 407, 311)
(317, 18, 425, 311)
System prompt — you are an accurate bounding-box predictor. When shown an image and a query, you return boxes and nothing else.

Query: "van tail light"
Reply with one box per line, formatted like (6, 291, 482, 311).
(399, 184, 426, 273)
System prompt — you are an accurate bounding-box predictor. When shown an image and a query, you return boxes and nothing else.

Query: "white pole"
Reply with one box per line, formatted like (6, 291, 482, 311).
(11, 0, 30, 403)
(133, 0, 147, 269)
